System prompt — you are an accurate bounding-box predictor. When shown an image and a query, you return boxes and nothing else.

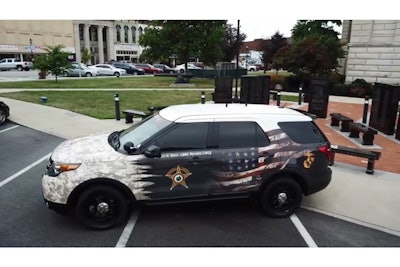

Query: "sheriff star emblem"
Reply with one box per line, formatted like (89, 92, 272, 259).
(165, 165, 192, 190)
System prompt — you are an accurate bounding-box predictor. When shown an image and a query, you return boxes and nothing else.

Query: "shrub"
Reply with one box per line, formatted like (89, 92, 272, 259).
(347, 79, 374, 98)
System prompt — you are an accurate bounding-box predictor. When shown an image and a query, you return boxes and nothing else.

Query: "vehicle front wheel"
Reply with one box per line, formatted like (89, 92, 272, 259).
(85, 72, 92, 77)
(259, 177, 302, 218)
(114, 72, 120, 77)
(0, 107, 8, 125)
(75, 185, 129, 230)
(17, 66, 23, 71)
(179, 69, 185, 73)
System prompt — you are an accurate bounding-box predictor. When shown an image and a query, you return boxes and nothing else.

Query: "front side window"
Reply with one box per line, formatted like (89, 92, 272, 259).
(119, 114, 171, 149)
(153, 123, 209, 151)
(218, 121, 269, 148)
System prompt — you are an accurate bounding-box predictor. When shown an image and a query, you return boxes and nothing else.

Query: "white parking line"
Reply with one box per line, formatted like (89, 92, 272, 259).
(0, 125, 19, 134)
(0, 153, 51, 188)
(290, 214, 318, 247)
(115, 207, 142, 247)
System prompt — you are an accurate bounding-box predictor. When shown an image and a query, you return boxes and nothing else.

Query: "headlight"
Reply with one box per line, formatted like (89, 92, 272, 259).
(46, 157, 81, 177)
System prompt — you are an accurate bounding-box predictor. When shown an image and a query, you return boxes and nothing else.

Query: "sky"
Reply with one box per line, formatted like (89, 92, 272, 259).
(227, 19, 299, 40)
(5, 0, 396, 42)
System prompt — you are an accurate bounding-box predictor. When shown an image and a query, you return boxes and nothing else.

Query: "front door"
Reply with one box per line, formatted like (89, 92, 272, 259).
(138, 122, 213, 200)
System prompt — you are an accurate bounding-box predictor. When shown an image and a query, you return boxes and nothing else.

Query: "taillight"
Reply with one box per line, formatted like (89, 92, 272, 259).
(318, 145, 332, 162)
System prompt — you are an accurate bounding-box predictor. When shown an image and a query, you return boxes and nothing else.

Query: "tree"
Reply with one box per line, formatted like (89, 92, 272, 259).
(81, 48, 91, 64)
(261, 31, 288, 72)
(220, 23, 246, 62)
(139, 20, 226, 72)
(272, 20, 345, 80)
(33, 44, 72, 82)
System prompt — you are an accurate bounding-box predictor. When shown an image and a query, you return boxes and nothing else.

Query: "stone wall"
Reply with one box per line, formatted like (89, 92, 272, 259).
(345, 20, 400, 85)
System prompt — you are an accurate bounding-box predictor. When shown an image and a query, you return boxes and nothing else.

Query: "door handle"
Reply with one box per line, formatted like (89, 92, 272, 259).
(188, 157, 203, 164)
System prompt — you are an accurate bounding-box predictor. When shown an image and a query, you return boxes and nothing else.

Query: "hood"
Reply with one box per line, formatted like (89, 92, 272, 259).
(51, 133, 120, 163)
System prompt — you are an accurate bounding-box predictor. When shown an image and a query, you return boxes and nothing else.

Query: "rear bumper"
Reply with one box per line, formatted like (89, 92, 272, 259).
(304, 168, 332, 195)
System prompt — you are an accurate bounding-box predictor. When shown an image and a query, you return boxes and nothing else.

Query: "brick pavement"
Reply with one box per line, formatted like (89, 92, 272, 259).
(292, 100, 400, 174)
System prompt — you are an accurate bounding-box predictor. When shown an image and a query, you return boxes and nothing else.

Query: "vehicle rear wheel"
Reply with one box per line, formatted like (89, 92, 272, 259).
(85, 72, 92, 77)
(17, 66, 23, 71)
(75, 185, 129, 230)
(114, 72, 120, 77)
(259, 176, 302, 218)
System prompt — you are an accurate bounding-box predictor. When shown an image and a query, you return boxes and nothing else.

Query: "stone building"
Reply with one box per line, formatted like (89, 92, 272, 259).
(0, 20, 150, 64)
(342, 20, 400, 85)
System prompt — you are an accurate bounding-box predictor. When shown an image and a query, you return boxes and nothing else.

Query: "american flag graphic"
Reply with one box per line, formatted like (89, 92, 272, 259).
(212, 128, 307, 192)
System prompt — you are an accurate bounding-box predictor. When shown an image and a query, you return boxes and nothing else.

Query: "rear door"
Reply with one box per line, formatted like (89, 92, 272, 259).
(209, 121, 275, 195)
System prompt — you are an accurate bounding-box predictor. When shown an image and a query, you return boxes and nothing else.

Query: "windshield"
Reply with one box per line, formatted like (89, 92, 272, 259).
(118, 114, 171, 150)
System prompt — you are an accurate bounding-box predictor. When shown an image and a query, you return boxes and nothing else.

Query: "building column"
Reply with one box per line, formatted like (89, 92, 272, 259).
(107, 26, 115, 61)
(83, 24, 91, 64)
(97, 26, 104, 64)
(128, 26, 132, 44)
(73, 23, 81, 63)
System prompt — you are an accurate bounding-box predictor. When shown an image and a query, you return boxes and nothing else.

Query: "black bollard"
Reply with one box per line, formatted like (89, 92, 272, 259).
(362, 95, 369, 124)
(298, 85, 303, 105)
(114, 93, 120, 121)
(275, 84, 282, 107)
(201, 91, 205, 104)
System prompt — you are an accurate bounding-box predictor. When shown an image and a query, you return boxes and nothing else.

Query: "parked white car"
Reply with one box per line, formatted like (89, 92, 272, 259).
(63, 63, 97, 77)
(88, 64, 127, 77)
(175, 63, 202, 73)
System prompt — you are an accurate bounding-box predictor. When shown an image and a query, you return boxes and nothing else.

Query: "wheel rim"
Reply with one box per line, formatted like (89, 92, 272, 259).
(0, 109, 6, 124)
(84, 193, 120, 226)
(269, 185, 297, 212)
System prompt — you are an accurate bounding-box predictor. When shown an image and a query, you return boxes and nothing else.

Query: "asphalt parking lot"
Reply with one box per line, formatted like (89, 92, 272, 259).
(1, 121, 400, 248)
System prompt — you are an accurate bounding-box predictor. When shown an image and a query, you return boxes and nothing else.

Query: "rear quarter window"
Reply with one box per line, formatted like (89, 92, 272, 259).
(278, 121, 327, 144)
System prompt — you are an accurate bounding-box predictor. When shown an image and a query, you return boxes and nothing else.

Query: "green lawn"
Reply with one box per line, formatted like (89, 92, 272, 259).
(0, 71, 297, 119)
(0, 76, 216, 89)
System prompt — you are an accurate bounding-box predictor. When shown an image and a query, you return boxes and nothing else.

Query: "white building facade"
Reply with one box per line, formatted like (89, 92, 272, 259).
(343, 20, 400, 85)
(0, 20, 149, 64)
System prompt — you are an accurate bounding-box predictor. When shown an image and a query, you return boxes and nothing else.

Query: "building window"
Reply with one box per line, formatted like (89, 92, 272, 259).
(131, 26, 136, 43)
(124, 25, 129, 43)
(79, 25, 83, 41)
(116, 25, 121, 42)
(138, 27, 143, 39)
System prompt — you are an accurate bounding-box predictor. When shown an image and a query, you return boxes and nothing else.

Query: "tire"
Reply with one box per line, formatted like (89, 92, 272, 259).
(0, 107, 7, 125)
(85, 72, 92, 77)
(259, 177, 302, 218)
(17, 65, 23, 71)
(75, 185, 129, 230)
(179, 69, 185, 73)
(114, 72, 120, 77)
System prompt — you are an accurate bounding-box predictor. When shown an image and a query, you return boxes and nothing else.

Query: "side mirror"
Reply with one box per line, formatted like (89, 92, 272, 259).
(144, 145, 161, 158)
(123, 141, 137, 154)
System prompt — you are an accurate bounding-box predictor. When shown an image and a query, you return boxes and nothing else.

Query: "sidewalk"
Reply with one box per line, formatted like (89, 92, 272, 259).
(1, 94, 400, 235)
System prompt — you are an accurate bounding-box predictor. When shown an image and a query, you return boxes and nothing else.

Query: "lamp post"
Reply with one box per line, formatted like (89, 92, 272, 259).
(29, 38, 33, 61)
(246, 46, 249, 69)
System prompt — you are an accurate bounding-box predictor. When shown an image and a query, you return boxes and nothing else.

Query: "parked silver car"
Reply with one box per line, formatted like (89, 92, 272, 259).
(63, 63, 97, 77)
(88, 64, 127, 77)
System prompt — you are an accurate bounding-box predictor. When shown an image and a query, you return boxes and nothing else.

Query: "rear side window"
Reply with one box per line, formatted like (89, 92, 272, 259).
(217, 121, 270, 148)
(278, 121, 327, 144)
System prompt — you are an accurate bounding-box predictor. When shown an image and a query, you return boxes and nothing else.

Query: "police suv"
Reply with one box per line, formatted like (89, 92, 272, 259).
(42, 103, 332, 230)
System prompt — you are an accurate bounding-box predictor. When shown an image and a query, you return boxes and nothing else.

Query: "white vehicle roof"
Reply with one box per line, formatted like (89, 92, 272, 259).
(159, 103, 311, 123)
